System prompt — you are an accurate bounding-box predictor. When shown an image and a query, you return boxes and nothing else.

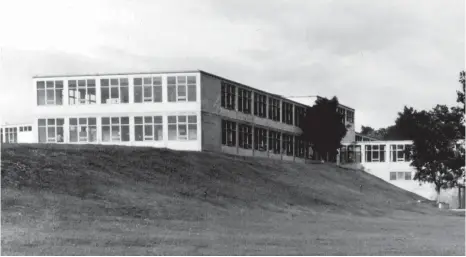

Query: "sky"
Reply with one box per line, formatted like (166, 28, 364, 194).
(0, 0, 464, 131)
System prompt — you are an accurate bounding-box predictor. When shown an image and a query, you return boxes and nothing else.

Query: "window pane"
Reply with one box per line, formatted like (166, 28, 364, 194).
(188, 115, 197, 123)
(101, 87, 109, 104)
(144, 116, 152, 123)
(110, 79, 118, 85)
(120, 86, 129, 103)
(178, 124, 187, 137)
(46, 81, 54, 88)
(134, 78, 142, 86)
(55, 89, 63, 105)
(121, 126, 130, 141)
(154, 125, 163, 140)
(188, 85, 196, 101)
(168, 124, 177, 140)
(89, 127, 97, 142)
(38, 119, 46, 126)
(153, 86, 162, 102)
(134, 86, 143, 103)
(405, 172, 412, 180)
(143, 77, 151, 85)
(143, 86, 152, 101)
(111, 126, 120, 141)
(178, 116, 186, 122)
(121, 117, 129, 124)
(390, 172, 396, 180)
(167, 76, 176, 85)
(47, 89, 55, 103)
(38, 127, 46, 143)
(144, 124, 153, 137)
(111, 117, 119, 124)
(187, 76, 196, 84)
(178, 85, 186, 96)
(120, 78, 128, 86)
(102, 126, 111, 142)
(88, 88, 96, 104)
(135, 117, 143, 124)
(168, 116, 176, 123)
(37, 81, 45, 89)
(57, 127, 64, 142)
(101, 79, 109, 87)
(111, 87, 119, 99)
(71, 126, 79, 142)
(78, 80, 86, 88)
(79, 118, 87, 125)
(102, 117, 110, 125)
(135, 125, 143, 141)
(153, 77, 162, 85)
(154, 116, 162, 124)
(188, 124, 197, 140)
(87, 79, 95, 87)
(89, 118, 96, 125)
(70, 118, 77, 125)
(167, 86, 176, 102)
(48, 127, 55, 140)
(37, 89, 46, 105)
(47, 119, 55, 125)
(177, 76, 186, 84)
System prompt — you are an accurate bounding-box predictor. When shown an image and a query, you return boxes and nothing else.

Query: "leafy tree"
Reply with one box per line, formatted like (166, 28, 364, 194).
(300, 96, 347, 161)
(360, 126, 375, 135)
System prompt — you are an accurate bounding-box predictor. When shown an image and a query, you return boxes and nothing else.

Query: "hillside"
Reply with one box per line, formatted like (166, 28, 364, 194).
(1, 144, 465, 255)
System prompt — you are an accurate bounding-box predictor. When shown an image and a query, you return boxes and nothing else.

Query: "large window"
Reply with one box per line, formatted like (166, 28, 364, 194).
(68, 79, 97, 105)
(221, 120, 237, 146)
(134, 77, 162, 103)
(38, 118, 64, 143)
(268, 97, 280, 122)
(167, 76, 197, 102)
(294, 136, 306, 158)
(254, 127, 267, 151)
(101, 117, 130, 142)
(268, 130, 281, 154)
(254, 93, 267, 118)
(37, 80, 64, 105)
(238, 123, 252, 149)
(167, 115, 197, 140)
(390, 144, 411, 162)
(365, 145, 386, 162)
(221, 82, 236, 110)
(294, 106, 305, 127)
(4, 127, 17, 143)
(390, 171, 412, 181)
(282, 102, 293, 125)
(100, 78, 129, 104)
(346, 110, 354, 123)
(70, 117, 97, 143)
(282, 133, 294, 156)
(238, 88, 252, 114)
(135, 116, 163, 141)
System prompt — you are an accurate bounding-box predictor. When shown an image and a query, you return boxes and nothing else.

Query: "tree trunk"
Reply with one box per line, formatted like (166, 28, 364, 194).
(435, 185, 441, 204)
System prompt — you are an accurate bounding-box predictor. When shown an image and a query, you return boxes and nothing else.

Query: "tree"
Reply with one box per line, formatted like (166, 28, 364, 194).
(300, 96, 347, 161)
(360, 126, 375, 135)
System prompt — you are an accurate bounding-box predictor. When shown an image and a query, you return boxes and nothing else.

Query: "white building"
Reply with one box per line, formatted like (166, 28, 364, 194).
(1, 123, 34, 144)
(341, 140, 465, 209)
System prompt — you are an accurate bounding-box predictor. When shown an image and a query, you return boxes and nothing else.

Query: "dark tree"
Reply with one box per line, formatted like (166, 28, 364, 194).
(360, 126, 375, 135)
(300, 96, 347, 161)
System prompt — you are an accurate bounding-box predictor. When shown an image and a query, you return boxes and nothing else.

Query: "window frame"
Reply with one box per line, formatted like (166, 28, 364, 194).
(68, 79, 97, 105)
(37, 80, 64, 106)
(238, 123, 253, 149)
(167, 75, 197, 103)
(254, 126, 268, 151)
(167, 115, 198, 141)
(101, 116, 130, 142)
(134, 115, 164, 141)
(69, 117, 97, 143)
(134, 77, 163, 103)
(268, 97, 281, 122)
(282, 133, 294, 156)
(253, 92, 267, 118)
(282, 102, 293, 125)
(100, 78, 129, 104)
(38, 118, 65, 143)
(365, 144, 386, 162)
(238, 87, 252, 114)
(221, 119, 237, 146)
(268, 130, 281, 154)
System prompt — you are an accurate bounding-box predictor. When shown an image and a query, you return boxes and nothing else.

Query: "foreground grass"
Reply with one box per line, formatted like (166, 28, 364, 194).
(1, 144, 465, 255)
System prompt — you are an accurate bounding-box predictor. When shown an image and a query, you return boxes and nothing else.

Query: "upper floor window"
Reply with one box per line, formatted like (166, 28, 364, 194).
(294, 106, 305, 127)
(167, 115, 197, 140)
(70, 117, 97, 143)
(254, 127, 267, 151)
(37, 80, 63, 106)
(134, 77, 162, 103)
(365, 145, 386, 162)
(222, 119, 237, 146)
(100, 78, 129, 104)
(238, 123, 252, 149)
(337, 107, 346, 123)
(282, 102, 293, 125)
(346, 110, 354, 123)
(268, 130, 281, 154)
(167, 76, 197, 102)
(268, 97, 280, 122)
(238, 88, 252, 114)
(221, 82, 236, 110)
(38, 118, 64, 143)
(68, 79, 97, 105)
(390, 144, 411, 162)
(101, 117, 130, 142)
(254, 93, 267, 118)
(135, 116, 163, 141)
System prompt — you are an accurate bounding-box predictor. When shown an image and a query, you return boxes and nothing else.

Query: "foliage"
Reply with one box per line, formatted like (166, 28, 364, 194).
(300, 96, 347, 161)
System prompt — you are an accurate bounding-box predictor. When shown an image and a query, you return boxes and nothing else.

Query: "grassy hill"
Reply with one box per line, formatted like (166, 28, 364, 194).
(1, 144, 465, 255)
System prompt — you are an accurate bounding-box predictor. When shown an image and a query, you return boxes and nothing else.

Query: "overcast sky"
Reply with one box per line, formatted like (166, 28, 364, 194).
(0, 0, 464, 130)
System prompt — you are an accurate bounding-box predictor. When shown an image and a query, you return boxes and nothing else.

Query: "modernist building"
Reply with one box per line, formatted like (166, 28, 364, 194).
(32, 70, 356, 162)
(0, 123, 34, 144)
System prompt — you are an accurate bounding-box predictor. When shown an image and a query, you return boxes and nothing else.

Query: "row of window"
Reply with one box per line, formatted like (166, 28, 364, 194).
(37, 115, 198, 143)
(1, 128, 17, 143)
(337, 107, 355, 124)
(221, 119, 308, 157)
(389, 171, 412, 181)
(364, 144, 411, 162)
(19, 126, 32, 132)
(37, 75, 197, 106)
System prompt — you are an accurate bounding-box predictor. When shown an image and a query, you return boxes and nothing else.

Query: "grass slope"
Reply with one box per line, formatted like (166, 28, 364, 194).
(1, 144, 465, 255)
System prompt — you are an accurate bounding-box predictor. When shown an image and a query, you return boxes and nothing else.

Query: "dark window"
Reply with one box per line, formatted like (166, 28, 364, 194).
(268, 97, 280, 121)
(282, 102, 293, 125)
(282, 134, 294, 156)
(365, 145, 386, 162)
(253, 93, 267, 118)
(294, 106, 305, 127)
(389, 172, 396, 180)
(254, 127, 267, 151)
(221, 82, 236, 110)
(221, 120, 237, 146)
(238, 123, 252, 149)
(268, 130, 281, 154)
(238, 88, 252, 114)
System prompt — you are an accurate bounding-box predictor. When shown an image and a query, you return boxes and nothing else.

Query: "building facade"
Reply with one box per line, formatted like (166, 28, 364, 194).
(31, 70, 356, 162)
(0, 123, 34, 144)
(340, 140, 465, 209)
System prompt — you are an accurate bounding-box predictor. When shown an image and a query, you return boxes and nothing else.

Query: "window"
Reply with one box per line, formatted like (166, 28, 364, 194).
(238, 88, 252, 114)
(254, 93, 267, 118)
(282, 133, 294, 156)
(390, 171, 412, 181)
(100, 78, 129, 104)
(37, 80, 64, 105)
(390, 144, 411, 162)
(337, 107, 346, 123)
(268, 130, 281, 154)
(222, 120, 237, 146)
(238, 123, 252, 149)
(134, 77, 162, 103)
(68, 79, 97, 105)
(38, 118, 64, 143)
(365, 145, 386, 162)
(101, 117, 130, 142)
(405, 172, 412, 180)
(254, 127, 267, 151)
(294, 136, 306, 158)
(268, 97, 281, 121)
(167, 76, 197, 102)
(134, 116, 163, 141)
(294, 106, 305, 127)
(4, 127, 17, 143)
(167, 115, 197, 140)
(221, 82, 236, 110)
(19, 127, 23, 132)
(69, 117, 97, 143)
(389, 172, 396, 181)
(346, 110, 354, 123)
(282, 102, 293, 125)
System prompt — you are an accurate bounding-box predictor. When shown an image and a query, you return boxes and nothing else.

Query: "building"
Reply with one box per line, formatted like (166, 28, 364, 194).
(0, 123, 34, 144)
(31, 70, 356, 162)
(340, 140, 465, 209)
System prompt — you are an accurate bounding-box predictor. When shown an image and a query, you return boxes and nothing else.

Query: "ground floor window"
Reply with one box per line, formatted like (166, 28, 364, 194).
(4, 127, 17, 143)
(168, 115, 197, 141)
(238, 123, 252, 149)
(70, 117, 97, 143)
(390, 171, 412, 181)
(268, 130, 281, 154)
(365, 145, 386, 162)
(101, 117, 130, 142)
(38, 118, 64, 143)
(221, 120, 237, 146)
(254, 127, 267, 151)
(135, 116, 163, 141)
(294, 136, 306, 158)
(282, 133, 294, 156)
